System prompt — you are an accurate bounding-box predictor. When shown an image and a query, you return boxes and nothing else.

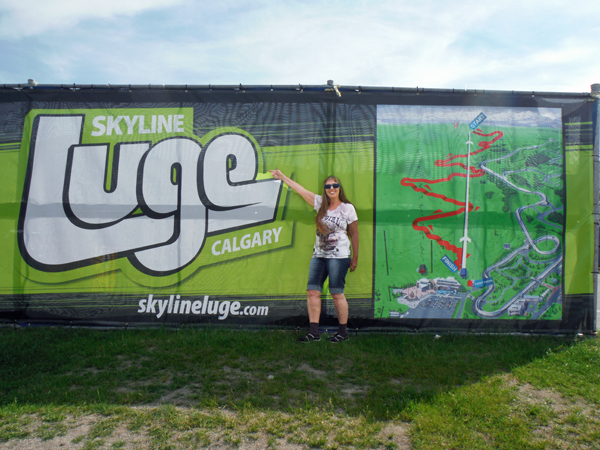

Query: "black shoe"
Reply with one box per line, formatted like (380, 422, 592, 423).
(298, 332, 321, 343)
(327, 333, 349, 343)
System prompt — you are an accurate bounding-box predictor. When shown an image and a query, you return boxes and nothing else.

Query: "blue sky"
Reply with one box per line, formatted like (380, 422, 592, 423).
(1, 0, 599, 93)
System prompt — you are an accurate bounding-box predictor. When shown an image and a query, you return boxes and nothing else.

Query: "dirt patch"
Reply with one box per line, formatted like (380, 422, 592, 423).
(510, 377, 599, 448)
(389, 378, 410, 386)
(297, 363, 327, 378)
(340, 384, 369, 399)
(0, 407, 414, 450)
(121, 378, 155, 388)
(221, 365, 258, 385)
(150, 386, 199, 406)
(115, 386, 135, 394)
(0, 415, 96, 450)
(0, 414, 151, 450)
(115, 354, 150, 371)
(517, 382, 573, 412)
(379, 423, 412, 450)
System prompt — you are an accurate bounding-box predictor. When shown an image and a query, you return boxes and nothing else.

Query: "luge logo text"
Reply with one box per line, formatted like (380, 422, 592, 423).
(19, 114, 282, 275)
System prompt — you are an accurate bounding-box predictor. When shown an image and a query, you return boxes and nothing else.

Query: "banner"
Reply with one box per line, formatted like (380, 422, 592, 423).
(0, 87, 595, 332)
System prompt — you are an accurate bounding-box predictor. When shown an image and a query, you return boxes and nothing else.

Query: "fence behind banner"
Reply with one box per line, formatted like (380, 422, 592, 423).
(0, 84, 597, 333)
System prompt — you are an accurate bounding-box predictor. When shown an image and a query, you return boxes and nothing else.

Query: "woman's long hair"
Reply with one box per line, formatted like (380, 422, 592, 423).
(315, 176, 352, 235)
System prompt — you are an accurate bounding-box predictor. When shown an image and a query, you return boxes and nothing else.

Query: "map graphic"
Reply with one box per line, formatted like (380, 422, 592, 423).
(375, 105, 563, 320)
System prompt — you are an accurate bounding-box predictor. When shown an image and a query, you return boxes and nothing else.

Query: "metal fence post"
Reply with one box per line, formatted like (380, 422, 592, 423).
(591, 83, 600, 332)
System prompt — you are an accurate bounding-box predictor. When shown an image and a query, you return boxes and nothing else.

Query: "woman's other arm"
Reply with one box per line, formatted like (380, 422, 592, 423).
(269, 169, 315, 206)
(348, 220, 359, 272)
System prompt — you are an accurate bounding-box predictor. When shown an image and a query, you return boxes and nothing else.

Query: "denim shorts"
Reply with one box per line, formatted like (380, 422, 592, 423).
(306, 257, 351, 294)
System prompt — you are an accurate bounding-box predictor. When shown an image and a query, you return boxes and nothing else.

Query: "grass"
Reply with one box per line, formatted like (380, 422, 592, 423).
(0, 327, 598, 449)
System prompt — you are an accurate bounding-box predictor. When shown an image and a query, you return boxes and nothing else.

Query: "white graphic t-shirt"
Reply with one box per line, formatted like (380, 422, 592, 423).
(312, 195, 358, 258)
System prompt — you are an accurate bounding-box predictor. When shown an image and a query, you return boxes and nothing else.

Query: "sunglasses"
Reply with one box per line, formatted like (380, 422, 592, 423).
(324, 183, 341, 189)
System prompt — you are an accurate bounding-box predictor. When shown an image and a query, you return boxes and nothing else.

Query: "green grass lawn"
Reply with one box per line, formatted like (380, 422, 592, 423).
(0, 327, 598, 449)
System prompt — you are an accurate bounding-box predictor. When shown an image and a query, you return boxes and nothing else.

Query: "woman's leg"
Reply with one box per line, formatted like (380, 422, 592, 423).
(327, 258, 351, 340)
(303, 258, 327, 341)
(300, 290, 322, 340)
(331, 293, 348, 325)
(307, 290, 322, 324)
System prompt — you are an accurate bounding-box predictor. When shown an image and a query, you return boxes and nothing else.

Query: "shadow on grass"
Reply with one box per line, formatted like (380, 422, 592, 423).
(0, 327, 574, 420)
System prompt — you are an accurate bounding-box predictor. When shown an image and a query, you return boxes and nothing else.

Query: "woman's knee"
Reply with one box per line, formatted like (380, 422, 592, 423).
(331, 293, 347, 304)
(307, 290, 322, 301)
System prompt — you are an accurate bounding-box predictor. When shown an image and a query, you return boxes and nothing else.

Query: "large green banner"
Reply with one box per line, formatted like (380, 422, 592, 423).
(0, 87, 595, 332)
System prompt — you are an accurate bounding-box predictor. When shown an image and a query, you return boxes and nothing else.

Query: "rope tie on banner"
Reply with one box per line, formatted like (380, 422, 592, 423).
(324, 84, 340, 97)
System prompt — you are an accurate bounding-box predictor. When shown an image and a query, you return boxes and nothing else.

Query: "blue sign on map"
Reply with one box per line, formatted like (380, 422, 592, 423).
(441, 255, 458, 273)
(469, 112, 487, 130)
(472, 277, 494, 288)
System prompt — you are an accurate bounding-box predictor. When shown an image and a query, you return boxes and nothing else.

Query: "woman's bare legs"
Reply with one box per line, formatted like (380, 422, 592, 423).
(307, 290, 322, 323)
(305, 290, 349, 341)
(308, 291, 348, 328)
(331, 293, 348, 325)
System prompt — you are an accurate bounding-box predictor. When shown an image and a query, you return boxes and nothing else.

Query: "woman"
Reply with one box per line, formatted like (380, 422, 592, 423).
(269, 169, 358, 343)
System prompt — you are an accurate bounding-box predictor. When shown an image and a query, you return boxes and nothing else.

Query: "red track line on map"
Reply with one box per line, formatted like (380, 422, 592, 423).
(400, 129, 504, 266)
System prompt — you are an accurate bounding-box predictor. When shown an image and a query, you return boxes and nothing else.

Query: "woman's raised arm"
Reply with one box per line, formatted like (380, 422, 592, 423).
(269, 169, 315, 207)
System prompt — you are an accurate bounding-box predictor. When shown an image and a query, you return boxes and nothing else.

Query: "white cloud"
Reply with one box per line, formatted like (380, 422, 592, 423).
(0, 0, 184, 39)
(378, 105, 562, 128)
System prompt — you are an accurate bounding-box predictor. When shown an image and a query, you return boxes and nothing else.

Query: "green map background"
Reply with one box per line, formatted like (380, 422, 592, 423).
(375, 105, 565, 321)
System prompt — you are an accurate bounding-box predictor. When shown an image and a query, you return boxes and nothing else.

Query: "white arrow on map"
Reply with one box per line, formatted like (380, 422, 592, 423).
(460, 131, 474, 277)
